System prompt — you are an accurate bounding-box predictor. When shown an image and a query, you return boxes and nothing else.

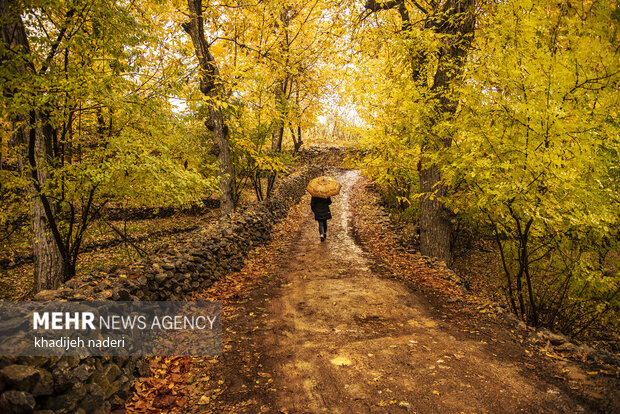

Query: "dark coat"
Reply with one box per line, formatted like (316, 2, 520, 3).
(311, 196, 332, 221)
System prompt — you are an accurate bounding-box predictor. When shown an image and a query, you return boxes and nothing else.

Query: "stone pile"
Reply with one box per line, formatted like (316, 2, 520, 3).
(297, 146, 351, 166)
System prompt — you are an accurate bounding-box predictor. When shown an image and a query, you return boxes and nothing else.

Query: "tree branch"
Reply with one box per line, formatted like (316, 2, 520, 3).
(364, 0, 404, 12)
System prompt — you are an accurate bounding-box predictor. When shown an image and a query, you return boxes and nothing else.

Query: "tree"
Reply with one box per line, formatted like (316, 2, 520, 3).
(361, 0, 476, 266)
(1, 0, 74, 289)
(1, 0, 214, 291)
(443, 0, 619, 330)
(182, 0, 235, 215)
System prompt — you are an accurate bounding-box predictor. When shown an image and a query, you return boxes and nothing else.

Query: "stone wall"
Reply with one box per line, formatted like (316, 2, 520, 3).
(297, 146, 352, 167)
(0, 166, 322, 413)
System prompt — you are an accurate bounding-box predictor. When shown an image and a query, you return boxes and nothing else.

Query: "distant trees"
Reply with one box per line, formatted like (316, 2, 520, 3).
(178, 0, 349, 201)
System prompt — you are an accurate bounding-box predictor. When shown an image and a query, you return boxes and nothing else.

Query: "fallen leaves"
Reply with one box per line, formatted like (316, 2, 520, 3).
(349, 180, 464, 299)
(125, 356, 192, 413)
(124, 197, 311, 412)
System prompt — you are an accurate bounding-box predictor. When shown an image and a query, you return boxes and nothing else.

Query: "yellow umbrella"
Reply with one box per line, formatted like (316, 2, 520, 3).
(306, 176, 341, 198)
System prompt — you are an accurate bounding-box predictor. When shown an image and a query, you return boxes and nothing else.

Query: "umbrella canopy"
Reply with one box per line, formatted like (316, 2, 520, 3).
(306, 176, 341, 198)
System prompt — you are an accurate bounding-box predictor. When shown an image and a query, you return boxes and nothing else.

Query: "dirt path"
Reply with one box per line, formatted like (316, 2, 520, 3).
(179, 170, 609, 413)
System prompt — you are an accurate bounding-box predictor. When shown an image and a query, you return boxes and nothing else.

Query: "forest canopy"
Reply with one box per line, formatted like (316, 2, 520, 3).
(1, 0, 618, 342)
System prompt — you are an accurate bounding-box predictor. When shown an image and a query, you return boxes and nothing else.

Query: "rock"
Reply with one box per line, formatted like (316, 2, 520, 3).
(112, 289, 131, 301)
(77, 383, 105, 412)
(71, 364, 92, 382)
(45, 382, 86, 412)
(554, 342, 579, 353)
(31, 368, 53, 397)
(502, 311, 521, 327)
(595, 349, 619, 365)
(99, 290, 113, 299)
(547, 332, 568, 345)
(98, 377, 122, 399)
(91, 363, 121, 393)
(578, 345, 597, 361)
(0, 390, 36, 413)
(539, 329, 567, 345)
(51, 364, 74, 394)
(0, 365, 40, 392)
(54, 288, 74, 299)
(154, 273, 168, 284)
(33, 290, 59, 301)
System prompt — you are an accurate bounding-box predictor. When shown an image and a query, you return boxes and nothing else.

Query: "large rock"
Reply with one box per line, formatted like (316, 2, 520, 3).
(0, 365, 40, 393)
(0, 390, 36, 413)
(30, 369, 53, 397)
(91, 363, 122, 398)
(32, 290, 60, 301)
(43, 382, 86, 412)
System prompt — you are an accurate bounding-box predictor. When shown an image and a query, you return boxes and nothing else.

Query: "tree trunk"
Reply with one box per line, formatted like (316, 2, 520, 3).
(208, 106, 235, 214)
(290, 124, 303, 153)
(272, 80, 286, 152)
(271, 6, 293, 153)
(419, 164, 453, 265)
(29, 126, 64, 290)
(183, 0, 235, 215)
(1, 1, 65, 290)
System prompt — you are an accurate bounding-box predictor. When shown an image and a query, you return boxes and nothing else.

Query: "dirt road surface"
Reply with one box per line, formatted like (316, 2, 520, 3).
(179, 170, 614, 413)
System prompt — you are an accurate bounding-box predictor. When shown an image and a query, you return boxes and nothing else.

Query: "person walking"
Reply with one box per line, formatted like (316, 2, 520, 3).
(311, 196, 332, 242)
(306, 175, 340, 242)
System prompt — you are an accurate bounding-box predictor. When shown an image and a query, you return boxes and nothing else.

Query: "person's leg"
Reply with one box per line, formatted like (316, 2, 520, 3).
(318, 220, 326, 241)
(323, 220, 328, 239)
